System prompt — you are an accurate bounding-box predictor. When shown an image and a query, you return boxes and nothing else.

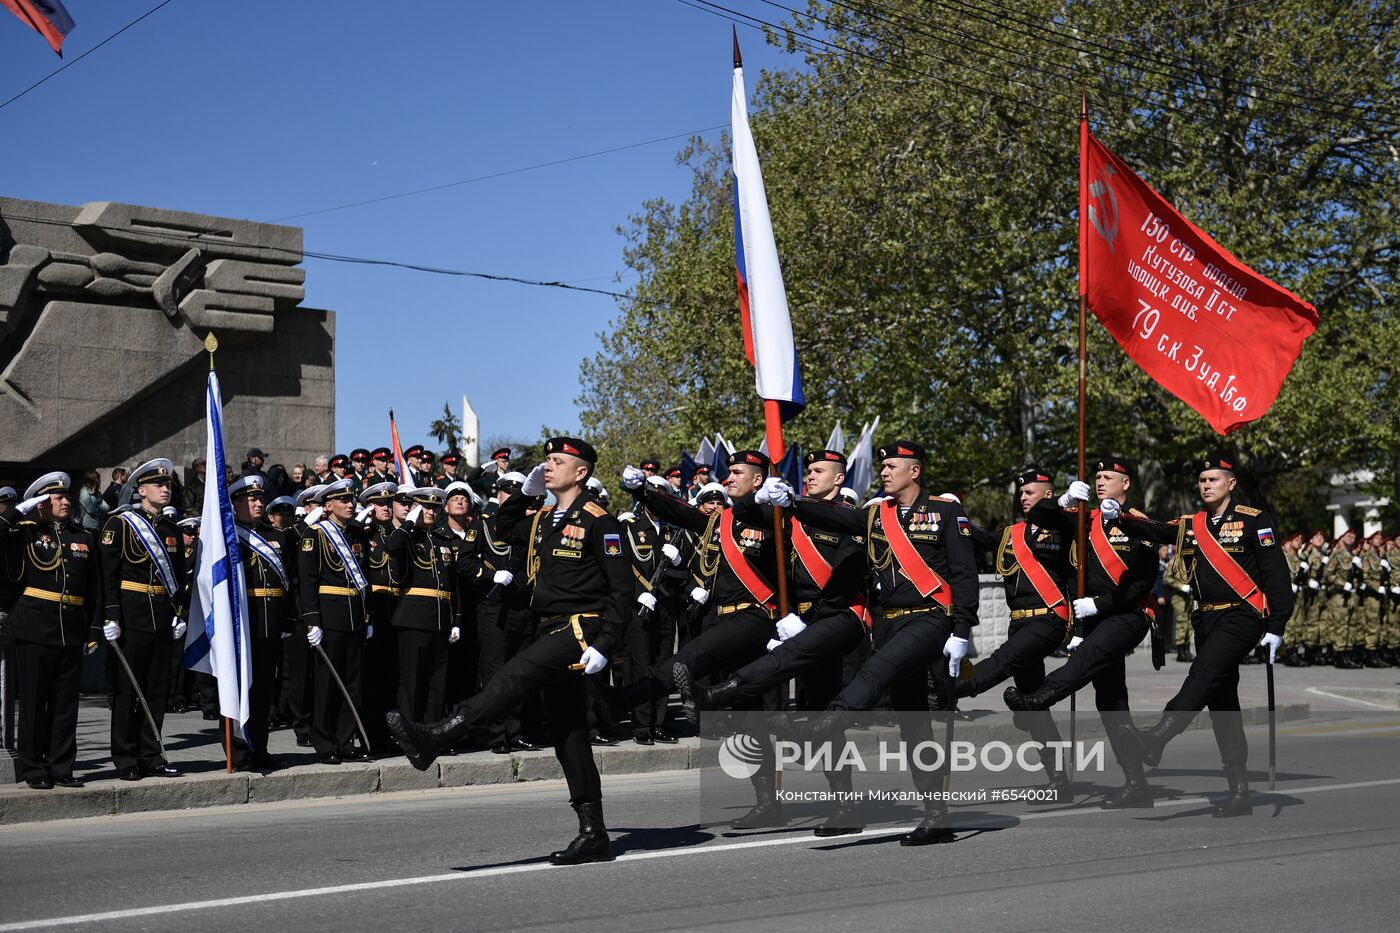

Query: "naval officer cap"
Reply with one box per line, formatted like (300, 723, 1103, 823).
(130, 458, 176, 486)
(394, 483, 416, 503)
(495, 471, 526, 493)
(696, 482, 729, 505)
(267, 496, 295, 513)
(24, 472, 71, 499)
(295, 485, 325, 508)
(177, 517, 201, 533)
(358, 482, 397, 504)
(409, 486, 447, 506)
(317, 479, 356, 503)
(0, 486, 16, 502)
(229, 475, 267, 498)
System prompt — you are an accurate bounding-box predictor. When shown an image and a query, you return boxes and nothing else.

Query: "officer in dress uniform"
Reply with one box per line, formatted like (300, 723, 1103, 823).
(1112, 456, 1294, 816)
(935, 468, 1074, 801)
(298, 479, 371, 764)
(366, 449, 395, 487)
(349, 449, 371, 488)
(436, 451, 463, 490)
(440, 480, 482, 710)
(2, 473, 101, 789)
(99, 459, 188, 781)
(621, 477, 684, 746)
(782, 441, 979, 845)
(279, 485, 324, 746)
(358, 481, 400, 752)
(387, 437, 633, 865)
(621, 450, 788, 829)
(229, 475, 296, 771)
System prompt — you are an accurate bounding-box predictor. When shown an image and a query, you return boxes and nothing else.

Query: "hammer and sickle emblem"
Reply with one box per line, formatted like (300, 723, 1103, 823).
(1087, 166, 1120, 252)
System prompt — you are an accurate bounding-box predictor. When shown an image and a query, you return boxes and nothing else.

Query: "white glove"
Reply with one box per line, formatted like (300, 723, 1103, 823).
(493, 569, 514, 586)
(690, 586, 709, 605)
(449, 626, 461, 644)
(172, 619, 187, 640)
(365, 624, 374, 639)
(406, 504, 423, 525)
(943, 635, 969, 677)
(307, 625, 323, 647)
(662, 542, 681, 566)
(1259, 632, 1283, 664)
(1099, 498, 1122, 521)
(480, 459, 501, 473)
(579, 646, 607, 675)
(1343, 582, 1354, 593)
(1058, 481, 1091, 507)
(1291, 583, 1298, 593)
(1352, 556, 1362, 568)
(17, 495, 46, 514)
(766, 638, 783, 652)
(621, 465, 645, 490)
(303, 506, 324, 526)
(1177, 584, 1192, 595)
(756, 477, 793, 507)
(1299, 561, 1309, 571)
(1072, 596, 1099, 620)
(521, 464, 547, 496)
(1382, 560, 1392, 572)
(775, 613, 806, 641)
(637, 592, 658, 611)
(1308, 579, 1319, 590)
(354, 505, 373, 523)
(295, 506, 307, 517)
(103, 621, 121, 642)
(617, 511, 635, 523)
(1066, 635, 1084, 652)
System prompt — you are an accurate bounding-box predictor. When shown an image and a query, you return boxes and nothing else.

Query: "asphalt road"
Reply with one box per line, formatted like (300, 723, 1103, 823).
(2, 711, 1398, 933)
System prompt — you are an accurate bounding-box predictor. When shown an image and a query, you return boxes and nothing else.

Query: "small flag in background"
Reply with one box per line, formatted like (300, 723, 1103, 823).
(2, 0, 75, 56)
(389, 409, 409, 483)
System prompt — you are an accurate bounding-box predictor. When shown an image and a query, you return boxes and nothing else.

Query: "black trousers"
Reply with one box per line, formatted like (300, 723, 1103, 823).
(630, 608, 776, 709)
(832, 609, 952, 795)
(229, 637, 283, 766)
(965, 616, 1067, 752)
(475, 600, 537, 744)
(1165, 607, 1264, 768)
(734, 608, 866, 707)
(627, 603, 677, 731)
(111, 629, 173, 771)
(452, 619, 603, 806)
(397, 627, 450, 724)
(15, 640, 82, 781)
(280, 629, 315, 743)
(312, 629, 364, 757)
(1038, 610, 1150, 762)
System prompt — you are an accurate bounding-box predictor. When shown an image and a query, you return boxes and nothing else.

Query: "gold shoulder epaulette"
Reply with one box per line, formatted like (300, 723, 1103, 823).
(929, 494, 955, 503)
(583, 501, 608, 518)
(1235, 505, 1262, 516)
(1128, 507, 1150, 518)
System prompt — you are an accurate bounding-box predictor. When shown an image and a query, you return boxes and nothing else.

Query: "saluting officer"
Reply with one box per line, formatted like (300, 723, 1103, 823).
(440, 480, 482, 709)
(99, 459, 188, 781)
(358, 481, 400, 751)
(387, 437, 633, 866)
(298, 479, 371, 764)
(2, 473, 101, 789)
(1112, 456, 1294, 816)
(621, 477, 685, 746)
(229, 475, 296, 771)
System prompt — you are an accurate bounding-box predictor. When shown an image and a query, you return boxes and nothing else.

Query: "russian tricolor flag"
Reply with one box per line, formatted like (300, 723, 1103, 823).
(732, 32, 804, 423)
(2, 0, 75, 57)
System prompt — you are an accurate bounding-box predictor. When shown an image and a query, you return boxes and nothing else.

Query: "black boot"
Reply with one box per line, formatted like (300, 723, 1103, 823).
(385, 704, 472, 771)
(1364, 649, 1389, 668)
(701, 676, 744, 712)
(1117, 710, 1194, 768)
(814, 771, 863, 837)
(672, 662, 702, 728)
(901, 799, 955, 846)
(1212, 765, 1252, 818)
(549, 801, 613, 865)
(1175, 645, 1193, 663)
(1030, 765, 1073, 805)
(1100, 757, 1154, 809)
(928, 672, 971, 712)
(1004, 682, 1057, 712)
(791, 709, 845, 743)
(731, 775, 786, 829)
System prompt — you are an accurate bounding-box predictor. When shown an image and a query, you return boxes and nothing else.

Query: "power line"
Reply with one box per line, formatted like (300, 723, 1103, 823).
(0, 0, 177, 112)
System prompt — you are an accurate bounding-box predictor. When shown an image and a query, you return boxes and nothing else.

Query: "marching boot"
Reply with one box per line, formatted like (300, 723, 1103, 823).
(1030, 765, 1073, 805)
(1212, 765, 1253, 818)
(928, 673, 971, 712)
(701, 676, 744, 711)
(1003, 682, 1057, 712)
(814, 771, 863, 837)
(672, 662, 701, 728)
(1175, 645, 1193, 663)
(731, 775, 787, 830)
(385, 703, 472, 771)
(901, 799, 955, 846)
(549, 801, 613, 865)
(1364, 649, 1389, 668)
(1100, 757, 1154, 809)
(792, 709, 846, 743)
(1116, 710, 1194, 768)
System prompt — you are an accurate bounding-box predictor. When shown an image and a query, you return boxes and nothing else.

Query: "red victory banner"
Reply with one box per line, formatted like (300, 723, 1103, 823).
(1079, 122, 1319, 434)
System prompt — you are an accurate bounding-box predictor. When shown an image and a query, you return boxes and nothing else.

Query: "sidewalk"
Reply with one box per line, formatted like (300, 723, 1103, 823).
(3, 649, 1391, 825)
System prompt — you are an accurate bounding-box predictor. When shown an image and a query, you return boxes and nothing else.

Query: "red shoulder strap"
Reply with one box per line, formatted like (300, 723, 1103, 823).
(1191, 511, 1269, 615)
(1009, 523, 1070, 622)
(719, 509, 774, 606)
(1089, 509, 1130, 583)
(879, 499, 951, 608)
(791, 519, 833, 589)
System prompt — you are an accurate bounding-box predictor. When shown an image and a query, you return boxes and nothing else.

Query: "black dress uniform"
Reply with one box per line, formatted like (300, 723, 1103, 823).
(387, 438, 633, 866)
(279, 484, 324, 747)
(620, 506, 678, 741)
(1, 473, 101, 788)
(1111, 456, 1295, 815)
(99, 459, 188, 779)
(297, 481, 371, 762)
(359, 482, 401, 751)
(385, 487, 462, 725)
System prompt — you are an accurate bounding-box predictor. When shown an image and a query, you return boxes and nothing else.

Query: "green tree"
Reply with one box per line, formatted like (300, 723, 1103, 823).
(428, 402, 462, 453)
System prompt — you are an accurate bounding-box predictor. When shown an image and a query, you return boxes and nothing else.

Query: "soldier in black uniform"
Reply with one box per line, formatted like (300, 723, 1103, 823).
(298, 479, 371, 764)
(366, 448, 395, 487)
(621, 480, 684, 745)
(784, 441, 979, 846)
(279, 484, 325, 747)
(436, 450, 463, 490)
(1004, 457, 1159, 809)
(2, 473, 101, 789)
(99, 459, 188, 781)
(349, 449, 371, 488)
(385, 486, 461, 726)
(229, 475, 297, 771)
(621, 450, 787, 829)
(1110, 456, 1295, 816)
(387, 437, 633, 865)
(358, 481, 400, 752)
(937, 469, 1074, 801)
(440, 481, 481, 710)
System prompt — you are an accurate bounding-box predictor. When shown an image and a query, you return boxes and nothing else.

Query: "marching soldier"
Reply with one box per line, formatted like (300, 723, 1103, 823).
(298, 479, 371, 764)
(280, 484, 324, 747)
(1004, 457, 1158, 810)
(1321, 529, 1359, 668)
(1113, 456, 1294, 817)
(2, 473, 101, 789)
(358, 481, 400, 751)
(1295, 529, 1329, 664)
(1384, 537, 1399, 665)
(99, 459, 188, 781)
(440, 481, 482, 708)
(619, 479, 684, 745)
(1359, 532, 1387, 667)
(229, 475, 296, 771)
(388, 437, 633, 865)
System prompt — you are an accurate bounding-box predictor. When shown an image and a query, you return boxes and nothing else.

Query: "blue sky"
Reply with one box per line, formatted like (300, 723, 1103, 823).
(1, 0, 799, 457)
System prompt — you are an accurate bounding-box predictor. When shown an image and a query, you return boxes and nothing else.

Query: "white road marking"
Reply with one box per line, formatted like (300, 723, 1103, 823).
(4, 776, 1400, 931)
(1305, 686, 1400, 710)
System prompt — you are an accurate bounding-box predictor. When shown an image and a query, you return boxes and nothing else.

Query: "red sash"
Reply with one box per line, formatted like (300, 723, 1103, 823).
(1191, 511, 1269, 616)
(1009, 523, 1070, 622)
(719, 509, 774, 606)
(794, 518, 872, 628)
(879, 500, 952, 609)
(1089, 507, 1156, 620)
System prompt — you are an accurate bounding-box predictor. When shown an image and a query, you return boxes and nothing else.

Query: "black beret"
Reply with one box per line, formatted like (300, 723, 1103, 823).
(545, 437, 597, 465)
(1199, 455, 1236, 473)
(1094, 457, 1134, 479)
(1016, 468, 1054, 487)
(805, 449, 847, 470)
(876, 440, 925, 463)
(726, 449, 771, 473)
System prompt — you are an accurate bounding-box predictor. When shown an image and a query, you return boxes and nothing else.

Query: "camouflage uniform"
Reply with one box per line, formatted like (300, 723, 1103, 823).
(1321, 542, 1359, 667)
(1165, 551, 1193, 658)
(1358, 546, 1385, 663)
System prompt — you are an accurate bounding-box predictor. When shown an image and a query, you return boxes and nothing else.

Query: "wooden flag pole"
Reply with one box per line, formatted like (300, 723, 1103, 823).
(225, 718, 232, 774)
(763, 399, 791, 620)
